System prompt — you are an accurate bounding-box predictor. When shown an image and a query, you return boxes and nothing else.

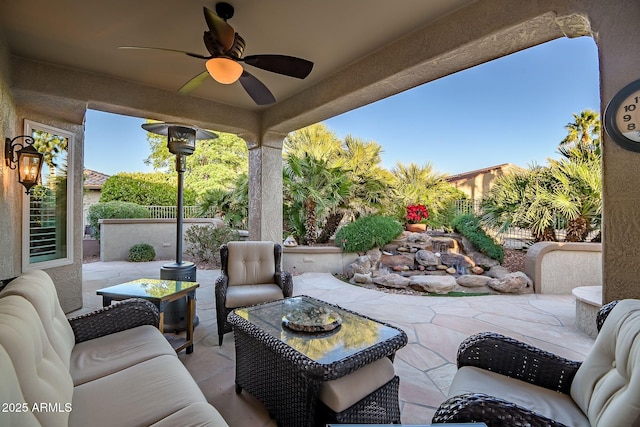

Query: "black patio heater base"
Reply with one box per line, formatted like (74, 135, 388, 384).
(160, 261, 199, 333)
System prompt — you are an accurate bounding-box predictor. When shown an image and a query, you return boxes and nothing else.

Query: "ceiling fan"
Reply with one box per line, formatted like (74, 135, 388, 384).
(120, 2, 314, 105)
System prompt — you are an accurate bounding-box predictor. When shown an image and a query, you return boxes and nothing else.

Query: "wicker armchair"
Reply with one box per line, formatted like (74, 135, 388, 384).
(215, 241, 293, 345)
(432, 300, 640, 427)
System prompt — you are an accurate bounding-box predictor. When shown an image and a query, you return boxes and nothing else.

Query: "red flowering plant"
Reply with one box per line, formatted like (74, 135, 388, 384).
(405, 204, 429, 224)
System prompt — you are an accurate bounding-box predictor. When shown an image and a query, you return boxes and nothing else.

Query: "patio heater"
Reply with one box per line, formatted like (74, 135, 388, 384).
(141, 123, 217, 331)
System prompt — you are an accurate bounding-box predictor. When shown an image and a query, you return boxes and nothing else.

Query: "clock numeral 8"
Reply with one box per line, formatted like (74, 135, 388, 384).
(629, 123, 637, 131)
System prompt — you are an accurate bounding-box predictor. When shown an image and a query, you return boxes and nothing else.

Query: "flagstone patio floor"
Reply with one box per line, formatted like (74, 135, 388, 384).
(80, 260, 595, 426)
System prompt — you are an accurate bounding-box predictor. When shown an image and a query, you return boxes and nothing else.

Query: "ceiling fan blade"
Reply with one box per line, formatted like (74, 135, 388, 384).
(119, 46, 209, 60)
(239, 70, 276, 105)
(178, 71, 211, 94)
(203, 7, 235, 52)
(242, 55, 313, 79)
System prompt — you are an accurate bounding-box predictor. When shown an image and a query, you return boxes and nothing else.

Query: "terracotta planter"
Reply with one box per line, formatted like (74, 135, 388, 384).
(405, 223, 427, 232)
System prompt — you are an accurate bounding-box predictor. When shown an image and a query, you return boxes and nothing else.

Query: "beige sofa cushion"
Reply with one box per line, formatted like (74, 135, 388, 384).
(1, 270, 75, 369)
(449, 366, 590, 427)
(150, 402, 230, 427)
(227, 241, 276, 286)
(70, 324, 177, 385)
(0, 295, 74, 427)
(225, 284, 284, 308)
(319, 356, 396, 413)
(70, 354, 219, 427)
(570, 299, 640, 426)
(0, 345, 40, 427)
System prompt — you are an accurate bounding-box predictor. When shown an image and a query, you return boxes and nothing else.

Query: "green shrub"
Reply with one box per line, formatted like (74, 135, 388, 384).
(128, 243, 156, 262)
(100, 173, 197, 206)
(87, 201, 150, 240)
(184, 224, 240, 267)
(335, 215, 403, 253)
(451, 214, 504, 262)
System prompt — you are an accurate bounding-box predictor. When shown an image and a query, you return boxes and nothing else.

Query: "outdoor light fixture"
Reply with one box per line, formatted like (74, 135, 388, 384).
(205, 57, 243, 84)
(4, 135, 44, 194)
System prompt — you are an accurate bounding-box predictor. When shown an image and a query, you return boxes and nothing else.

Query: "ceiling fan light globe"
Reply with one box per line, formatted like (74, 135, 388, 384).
(206, 57, 243, 84)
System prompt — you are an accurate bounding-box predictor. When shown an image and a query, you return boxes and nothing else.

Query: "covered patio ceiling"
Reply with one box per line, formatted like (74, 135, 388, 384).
(0, 1, 591, 137)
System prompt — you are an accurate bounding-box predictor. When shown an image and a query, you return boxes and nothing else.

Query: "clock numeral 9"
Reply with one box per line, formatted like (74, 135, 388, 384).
(623, 114, 632, 122)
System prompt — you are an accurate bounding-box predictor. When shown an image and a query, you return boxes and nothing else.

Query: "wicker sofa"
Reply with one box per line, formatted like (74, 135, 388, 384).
(0, 270, 228, 427)
(432, 300, 640, 427)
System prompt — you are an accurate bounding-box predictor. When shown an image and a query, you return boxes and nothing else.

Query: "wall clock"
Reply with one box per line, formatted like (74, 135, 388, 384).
(604, 79, 640, 152)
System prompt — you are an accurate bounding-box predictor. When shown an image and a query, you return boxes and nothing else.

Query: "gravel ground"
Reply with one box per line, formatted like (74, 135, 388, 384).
(502, 249, 526, 273)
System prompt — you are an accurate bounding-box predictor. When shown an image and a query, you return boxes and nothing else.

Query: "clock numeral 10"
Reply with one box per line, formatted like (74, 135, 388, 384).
(624, 104, 637, 112)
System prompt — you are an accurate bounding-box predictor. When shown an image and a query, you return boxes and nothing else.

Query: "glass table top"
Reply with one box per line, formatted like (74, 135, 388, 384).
(96, 278, 199, 300)
(233, 296, 402, 364)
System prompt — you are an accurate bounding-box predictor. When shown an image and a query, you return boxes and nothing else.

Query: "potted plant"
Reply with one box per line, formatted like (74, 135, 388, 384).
(405, 203, 429, 232)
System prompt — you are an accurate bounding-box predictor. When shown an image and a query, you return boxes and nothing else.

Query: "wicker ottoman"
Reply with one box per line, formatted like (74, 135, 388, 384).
(318, 357, 401, 425)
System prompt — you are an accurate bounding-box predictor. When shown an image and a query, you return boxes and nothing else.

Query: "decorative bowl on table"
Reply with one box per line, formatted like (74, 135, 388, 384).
(282, 306, 342, 332)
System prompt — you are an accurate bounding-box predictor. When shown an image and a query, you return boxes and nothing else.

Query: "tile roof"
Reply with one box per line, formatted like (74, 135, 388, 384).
(83, 169, 110, 190)
(445, 163, 522, 183)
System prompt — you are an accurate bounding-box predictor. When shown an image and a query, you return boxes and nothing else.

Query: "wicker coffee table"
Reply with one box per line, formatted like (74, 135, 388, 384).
(228, 295, 408, 427)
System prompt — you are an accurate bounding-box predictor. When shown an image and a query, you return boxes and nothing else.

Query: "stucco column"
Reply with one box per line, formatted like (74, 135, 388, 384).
(243, 131, 285, 243)
(595, 1, 640, 303)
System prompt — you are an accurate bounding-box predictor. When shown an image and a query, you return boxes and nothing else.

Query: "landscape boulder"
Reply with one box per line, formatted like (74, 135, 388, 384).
(415, 250, 439, 267)
(457, 274, 498, 288)
(489, 271, 533, 293)
(373, 274, 411, 289)
(409, 276, 457, 294)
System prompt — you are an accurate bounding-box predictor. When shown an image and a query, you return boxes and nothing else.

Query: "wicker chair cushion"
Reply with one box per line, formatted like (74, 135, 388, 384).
(319, 356, 395, 413)
(225, 284, 284, 308)
(449, 365, 590, 427)
(0, 345, 40, 427)
(70, 355, 210, 427)
(226, 241, 276, 287)
(0, 295, 74, 427)
(70, 325, 176, 385)
(0, 270, 76, 369)
(570, 299, 640, 426)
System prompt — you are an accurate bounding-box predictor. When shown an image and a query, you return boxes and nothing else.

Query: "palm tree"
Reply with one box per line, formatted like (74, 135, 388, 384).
(559, 109, 601, 160)
(391, 162, 462, 223)
(283, 154, 351, 245)
(547, 156, 602, 242)
(283, 123, 342, 161)
(316, 135, 395, 243)
(198, 173, 249, 229)
(481, 166, 558, 242)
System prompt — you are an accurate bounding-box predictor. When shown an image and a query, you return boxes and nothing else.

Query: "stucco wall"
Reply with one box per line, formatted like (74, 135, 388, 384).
(16, 108, 85, 312)
(283, 246, 359, 275)
(0, 33, 21, 280)
(525, 242, 602, 294)
(100, 218, 223, 261)
(0, 32, 84, 311)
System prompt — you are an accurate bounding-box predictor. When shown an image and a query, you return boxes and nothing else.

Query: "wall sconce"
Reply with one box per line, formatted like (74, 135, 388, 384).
(4, 135, 44, 194)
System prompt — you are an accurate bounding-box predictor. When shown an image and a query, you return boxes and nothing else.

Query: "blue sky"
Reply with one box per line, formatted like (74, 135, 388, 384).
(85, 36, 600, 176)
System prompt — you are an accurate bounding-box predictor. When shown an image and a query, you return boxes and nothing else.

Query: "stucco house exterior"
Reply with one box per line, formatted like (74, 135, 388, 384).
(446, 163, 525, 201)
(83, 169, 109, 236)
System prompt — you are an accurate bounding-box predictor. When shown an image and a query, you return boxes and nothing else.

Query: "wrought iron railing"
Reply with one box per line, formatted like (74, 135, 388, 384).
(143, 206, 215, 219)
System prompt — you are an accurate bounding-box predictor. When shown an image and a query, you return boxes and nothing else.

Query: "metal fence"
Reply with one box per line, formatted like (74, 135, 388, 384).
(144, 206, 215, 219)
